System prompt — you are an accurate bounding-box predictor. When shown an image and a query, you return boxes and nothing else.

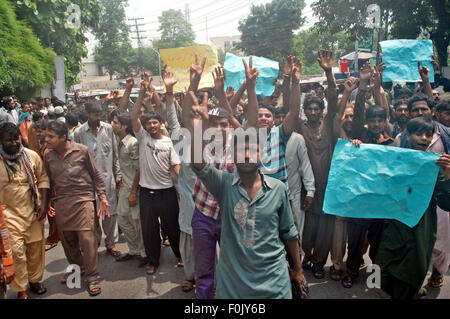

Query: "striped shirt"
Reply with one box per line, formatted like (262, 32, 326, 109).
(260, 124, 290, 188)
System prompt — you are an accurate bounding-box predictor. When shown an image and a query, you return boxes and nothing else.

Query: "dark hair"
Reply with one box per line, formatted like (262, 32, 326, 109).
(76, 109, 88, 123)
(232, 127, 261, 149)
(273, 107, 287, 116)
(407, 93, 434, 112)
(393, 99, 408, 111)
(32, 112, 44, 122)
(118, 112, 133, 135)
(304, 95, 325, 110)
(302, 83, 311, 92)
(382, 82, 393, 91)
(47, 120, 68, 140)
(29, 98, 38, 105)
(406, 116, 435, 135)
(85, 102, 103, 114)
(436, 99, 449, 113)
(141, 112, 163, 126)
(1, 96, 13, 108)
(366, 105, 387, 121)
(34, 119, 48, 131)
(0, 123, 20, 140)
(395, 87, 412, 100)
(258, 105, 275, 115)
(65, 112, 79, 127)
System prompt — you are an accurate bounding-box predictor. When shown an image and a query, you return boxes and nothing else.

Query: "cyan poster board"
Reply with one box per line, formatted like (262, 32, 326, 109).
(224, 53, 279, 97)
(323, 139, 440, 227)
(380, 39, 435, 83)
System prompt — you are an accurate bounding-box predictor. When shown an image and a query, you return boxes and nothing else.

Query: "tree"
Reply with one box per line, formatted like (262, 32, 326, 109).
(237, 0, 306, 62)
(129, 46, 162, 76)
(93, 0, 133, 80)
(218, 46, 243, 65)
(312, 0, 450, 67)
(0, 0, 55, 98)
(154, 9, 196, 49)
(13, 0, 102, 87)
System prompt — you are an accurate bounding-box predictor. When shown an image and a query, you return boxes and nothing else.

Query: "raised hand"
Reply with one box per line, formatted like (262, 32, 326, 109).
(317, 50, 334, 72)
(163, 71, 178, 92)
(212, 66, 226, 93)
(359, 62, 373, 83)
(344, 76, 358, 92)
(226, 86, 234, 100)
(126, 73, 135, 90)
(418, 62, 430, 83)
(190, 54, 207, 83)
(291, 57, 302, 83)
(431, 56, 439, 72)
(188, 91, 209, 120)
(372, 62, 385, 87)
(242, 56, 259, 88)
(283, 55, 295, 76)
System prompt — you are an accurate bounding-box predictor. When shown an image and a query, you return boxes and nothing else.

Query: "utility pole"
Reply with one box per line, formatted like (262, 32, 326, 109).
(185, 3, 190, 22)
(128, 17, 147, 73)
(205, 16, 209, 43)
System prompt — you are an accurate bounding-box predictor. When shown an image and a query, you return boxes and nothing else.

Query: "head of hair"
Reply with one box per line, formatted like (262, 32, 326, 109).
(232, 127, 261, 149)
(395, 87, 413, 99)
(436, 99, 449, 113)
(32, 112, 44, 122)
(0, 123, 20, 140)
(273, 107, 287, 116)
(382, 82, 393, 91)
(365, 105, 387, 121)
(85, 102, 103, 114)
(304, 95, 325, 110)
(76, 109, 88, 123)
(1, 96, 13, 108)
(47, 120, 68, 140)
(393, 99, 408, 111)
(407, 93, 434, 112)
(141, 112, 163, 126)
(65, 112, 79, 127)
(406, 116, 435, 135)
(302, 83, 311, 92)
(117, 112, 133, 135)
(258, 104, 275, 115)
(34, 119, 48, 131)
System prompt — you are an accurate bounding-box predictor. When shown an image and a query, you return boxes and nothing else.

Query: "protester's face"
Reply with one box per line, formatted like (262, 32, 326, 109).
(410, 101, 431, 118)
(436, 110, 450, 127)
(45, 129, 65, 149)
(35, 128, 45, 142)
(342, 108, 354, 132)
(395, 104, 409, 124)
(271, 96, 278, 106)
(367, 116, 385, 136)
(144, 118, 161, 136)
(88, 111, 102, 127)
(432, 90, 439, 102)
(5, 99, 14, 110)
(304, 103, 323, 124)
(31, 103, 38, 111)
(407, 130, 433, 151)
(209, 116, 231, 142)
(315, 87, 324, 97)
(111, 116, 123, 136)
(234, 140, 260, 174)
(235, 105, 243, 116)
(257, 108, 274, 129)
(1, 133, 21, 155)
(274, 113, 285, 126)
(139, 107, 146, 119)
(44, 98, 51, 106)
(22, 104, 31, 113)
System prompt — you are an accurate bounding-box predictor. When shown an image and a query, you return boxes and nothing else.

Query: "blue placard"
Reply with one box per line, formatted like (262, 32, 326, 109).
(380, 39, 435, 83)
(323, 139, 440, 228)
(224, 53, 279, 97)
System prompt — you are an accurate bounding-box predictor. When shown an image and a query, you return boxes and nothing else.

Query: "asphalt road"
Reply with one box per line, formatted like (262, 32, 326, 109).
(5, 228, 449, 300)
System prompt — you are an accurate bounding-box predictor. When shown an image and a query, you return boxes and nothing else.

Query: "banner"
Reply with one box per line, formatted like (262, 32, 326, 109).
(380, 39, 435, 83)
(224, 53, 279, 97)
(160, 45, 221, 93)
(323, 139, 440, 228)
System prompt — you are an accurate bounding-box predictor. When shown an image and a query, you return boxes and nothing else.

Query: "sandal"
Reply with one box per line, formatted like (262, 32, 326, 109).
(427, 274, 444, 288)
(312, 265, 325, 279)
(302, 257, 313, 270)
(181, 279, 195, 292)
(106, 247, 121, 257)
(330, 265, 342, 281)
(177, 259, 184, 267)
(341, 275, 353, 288)
(163, 238, 170, 247)
(88, 281, 101, 297)
(146, 265, 158, 275)
(45, 243, 58, 251)
(29, 282, 47, 295)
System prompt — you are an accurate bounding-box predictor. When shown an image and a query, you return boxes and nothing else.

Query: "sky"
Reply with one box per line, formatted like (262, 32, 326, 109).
(86, 0, 318, 53)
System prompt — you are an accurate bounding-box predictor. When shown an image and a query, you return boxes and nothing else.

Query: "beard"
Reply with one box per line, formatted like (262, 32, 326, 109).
(4, 144, 20, 155)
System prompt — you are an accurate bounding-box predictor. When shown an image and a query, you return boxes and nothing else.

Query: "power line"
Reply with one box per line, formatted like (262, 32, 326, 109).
(128, 17, 147, 69)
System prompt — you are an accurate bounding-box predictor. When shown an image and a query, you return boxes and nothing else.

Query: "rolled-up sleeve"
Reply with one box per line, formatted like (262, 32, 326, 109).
(278, 186, 299, 241)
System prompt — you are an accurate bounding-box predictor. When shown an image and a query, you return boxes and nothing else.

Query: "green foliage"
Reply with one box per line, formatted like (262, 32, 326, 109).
(0, 0, 55, 98)
(128, 47, 162, 76)
(218, 47, 243, 65)
(154, 9, 196, 49)
(237, 0, 306, 62)
(93, 0, 133, 79)
(13, 0, 102, 87)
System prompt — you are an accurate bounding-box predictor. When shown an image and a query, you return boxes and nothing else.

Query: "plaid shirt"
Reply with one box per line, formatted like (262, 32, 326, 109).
(192, 136, 234, 220)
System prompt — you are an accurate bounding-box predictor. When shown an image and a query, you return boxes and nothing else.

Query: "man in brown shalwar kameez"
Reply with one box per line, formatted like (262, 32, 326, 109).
(44, 120, 110, 297)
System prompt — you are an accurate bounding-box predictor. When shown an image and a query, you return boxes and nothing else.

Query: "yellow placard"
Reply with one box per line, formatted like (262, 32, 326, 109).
(159, 44, 220, 93)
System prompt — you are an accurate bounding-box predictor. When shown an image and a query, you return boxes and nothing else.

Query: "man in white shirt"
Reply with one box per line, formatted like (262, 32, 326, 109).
(131, 73, 182, 275)
(0, 96, 19, 125)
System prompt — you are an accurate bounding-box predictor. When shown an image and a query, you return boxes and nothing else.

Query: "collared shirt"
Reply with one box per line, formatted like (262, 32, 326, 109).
(118, 134, 139, 190)
(192, 135, 235, 220)
(193, 164, 297, 299)
(44, 142, 106, 231)
(73, 121, 120, 214)
(260, 124, 290, 187)
(0, 108, 18, 125)
(0, 148, 49, 242)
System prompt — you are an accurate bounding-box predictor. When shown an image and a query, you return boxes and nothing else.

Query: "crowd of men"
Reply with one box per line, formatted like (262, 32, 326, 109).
(0, 49, 449, 299)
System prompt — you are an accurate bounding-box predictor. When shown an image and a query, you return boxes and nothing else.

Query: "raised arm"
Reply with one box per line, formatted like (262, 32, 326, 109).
(163, 72, 181, 132)
(352, 62, 372, 140)
(229, 83, 245, 110)
(318, 50, 338, 119)
(418, 62, 433, 99)
(282, 57, 302, 135)
(372, 63, 390, 120)
(188, 54, 207, 93)
(338, 77, 357, 119)
(131, 73, 151, 134)
(281, 56, 294, 111)
(213, 66, 241, 128)
(242, 56, 259, 128)
(119, 74, 134, 112)
(186, 91, 209, 171)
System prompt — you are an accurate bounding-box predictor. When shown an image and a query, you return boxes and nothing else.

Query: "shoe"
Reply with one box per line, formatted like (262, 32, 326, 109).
(106, 247, 121, 257)
(115, 253, 133, 262)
